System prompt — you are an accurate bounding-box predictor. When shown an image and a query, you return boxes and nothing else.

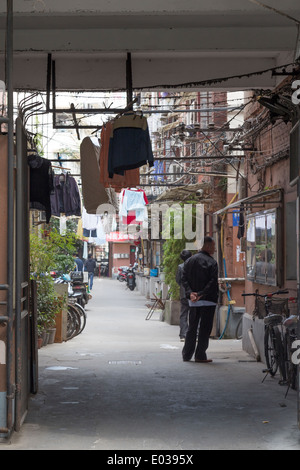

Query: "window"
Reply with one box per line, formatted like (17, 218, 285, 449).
(246, 209, 278, 286)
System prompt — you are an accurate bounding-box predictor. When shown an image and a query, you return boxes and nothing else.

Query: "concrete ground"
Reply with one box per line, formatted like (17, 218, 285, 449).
(1, 277, 300, 451)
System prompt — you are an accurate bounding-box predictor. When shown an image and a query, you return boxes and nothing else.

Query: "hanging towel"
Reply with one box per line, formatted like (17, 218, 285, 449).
(82, 207, 100, 231)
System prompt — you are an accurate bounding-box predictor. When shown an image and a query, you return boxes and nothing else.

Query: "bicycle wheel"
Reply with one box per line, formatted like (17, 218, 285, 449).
(284, 331, 297, 390)
(273, 326, 286, 383)
(67, 304, 81, 340)
(66, 306, 76, 340)
(74, 302, 87, 335)
(264, 326, 279, 376)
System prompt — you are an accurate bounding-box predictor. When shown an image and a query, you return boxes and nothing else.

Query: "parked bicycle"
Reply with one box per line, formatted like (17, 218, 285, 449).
(67, 299, 87, 341)
(242, 290, 289, 382)
(53, 273, 87, 341)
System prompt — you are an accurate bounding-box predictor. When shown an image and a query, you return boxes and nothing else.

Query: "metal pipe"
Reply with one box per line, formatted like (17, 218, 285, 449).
(47, 105, 241, 115)
(70, 103, 80, 140)
(142, 172, 237, 178)
(126, 53, 133, 110)
(52, 58, 56, 129)
(15, 117, 22, 432)
(297, 154, 300, 429)
(6, 0, 15, 436)
(46, 53, 51, 112)
(153, 155, 245, 160)
(138, 183, 207, 187)
(48, 155, 245, 163)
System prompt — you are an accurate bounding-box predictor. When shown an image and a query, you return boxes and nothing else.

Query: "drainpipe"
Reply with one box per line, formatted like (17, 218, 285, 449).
(6, 0, 15, 435)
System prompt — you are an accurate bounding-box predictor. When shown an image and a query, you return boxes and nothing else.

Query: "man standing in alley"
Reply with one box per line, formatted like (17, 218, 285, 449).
(176, 249, 192, 342)
(181, 236, 218, 363)
(84, 253, 96, 291)
(74, 253, 84, 272)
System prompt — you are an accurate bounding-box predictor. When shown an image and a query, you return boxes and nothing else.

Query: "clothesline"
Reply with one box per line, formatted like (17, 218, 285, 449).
(28, 105, 154, 226)
(80, 110, 154, 215)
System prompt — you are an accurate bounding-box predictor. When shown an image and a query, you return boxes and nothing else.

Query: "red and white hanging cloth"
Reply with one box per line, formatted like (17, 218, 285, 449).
(119, 188, 149, 225)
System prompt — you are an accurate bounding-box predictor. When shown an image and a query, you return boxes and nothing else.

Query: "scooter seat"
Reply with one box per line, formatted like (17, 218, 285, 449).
(264, 313, 283, 326)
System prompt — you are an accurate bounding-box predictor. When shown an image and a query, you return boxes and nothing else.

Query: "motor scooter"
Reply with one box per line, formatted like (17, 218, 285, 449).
(117, 266, 128, 282)
(126, 266, 136, 291)
(51, 271, 88, 308)
(70, 271, 89, 307)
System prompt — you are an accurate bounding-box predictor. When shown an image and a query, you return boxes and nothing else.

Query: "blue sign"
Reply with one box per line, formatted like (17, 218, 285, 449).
(232, 210, 240, 227)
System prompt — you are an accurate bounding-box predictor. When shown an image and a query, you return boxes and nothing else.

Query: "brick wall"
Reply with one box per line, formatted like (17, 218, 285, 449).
(241, 89, 297, 316)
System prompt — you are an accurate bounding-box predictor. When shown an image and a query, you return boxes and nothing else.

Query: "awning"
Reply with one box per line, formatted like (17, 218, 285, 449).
(214, 188, 283, 215)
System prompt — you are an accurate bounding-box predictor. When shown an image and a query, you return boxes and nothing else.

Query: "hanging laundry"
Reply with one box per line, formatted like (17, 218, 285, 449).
(83, 241, 88, 260)
(95, 219, 106, 245)
(28, 151, 54, 223)
(99, 121, 140, 190)
(50, 172, 81, 217)
(80, 136, 110, 214)
(119, 188, 149, 225)
(108, 113, 154, 178)
(82, 207, 99, 231)
(237, 204, 245, 239)
(59, 215, 67, 234)
(81, 207, 109, 245)
(102, 211, 117, 234)
(77, 217, 84, 239)
(106, 186, 119, 211)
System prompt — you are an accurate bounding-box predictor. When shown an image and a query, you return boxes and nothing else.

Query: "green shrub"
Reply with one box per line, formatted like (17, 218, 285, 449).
(161, 203, 198, 300)
(30, 229, 76, 334)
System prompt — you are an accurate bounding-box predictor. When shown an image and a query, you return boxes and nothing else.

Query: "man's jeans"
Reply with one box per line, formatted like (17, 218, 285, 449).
(88, 272, 94, 290)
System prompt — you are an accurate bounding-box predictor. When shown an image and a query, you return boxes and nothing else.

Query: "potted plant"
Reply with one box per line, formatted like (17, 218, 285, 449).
(30, 228, 76, 347)
(35, 275, 64, 345)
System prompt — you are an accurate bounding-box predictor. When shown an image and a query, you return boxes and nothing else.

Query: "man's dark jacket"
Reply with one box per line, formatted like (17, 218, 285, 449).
(181, 250, 219, 303)
(50, 173, 81, 217)
(84, 258, 96, 273)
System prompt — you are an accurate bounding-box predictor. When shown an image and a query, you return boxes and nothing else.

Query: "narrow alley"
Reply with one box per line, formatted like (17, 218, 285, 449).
(1, 277, 300, 451)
